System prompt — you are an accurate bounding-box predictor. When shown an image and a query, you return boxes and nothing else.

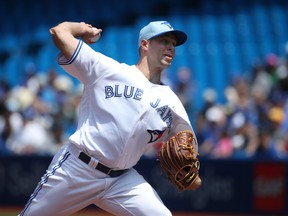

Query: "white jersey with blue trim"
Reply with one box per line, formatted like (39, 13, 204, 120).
(57, 40, 194, 169)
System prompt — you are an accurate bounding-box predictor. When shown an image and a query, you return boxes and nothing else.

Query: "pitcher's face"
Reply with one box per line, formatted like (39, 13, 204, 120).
(147, 33, 177, 68)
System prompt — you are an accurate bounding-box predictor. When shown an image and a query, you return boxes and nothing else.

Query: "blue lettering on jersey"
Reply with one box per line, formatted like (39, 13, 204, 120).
(157, 105, 172, 128)
(114, 85, 122, 97)
(124, 85, 134, 98)
(145, 99, 175, 144)
(150, 99, 173, 128)
(105, 85, 143, 101)
(150, 99, 160, 108)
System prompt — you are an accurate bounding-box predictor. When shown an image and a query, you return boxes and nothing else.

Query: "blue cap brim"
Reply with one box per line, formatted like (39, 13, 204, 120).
(150, 30, 187, 46)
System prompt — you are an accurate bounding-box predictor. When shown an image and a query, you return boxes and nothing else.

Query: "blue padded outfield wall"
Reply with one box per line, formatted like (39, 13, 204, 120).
(0, 156, 287, 215)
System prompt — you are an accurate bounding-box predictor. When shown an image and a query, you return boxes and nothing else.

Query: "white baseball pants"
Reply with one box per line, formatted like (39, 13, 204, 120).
(19, 143, 172, 216)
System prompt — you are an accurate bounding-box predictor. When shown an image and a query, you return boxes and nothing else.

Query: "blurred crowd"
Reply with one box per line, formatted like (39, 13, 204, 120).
(0, 63, 81, 156)
(194, 53, 288, 160)
(1, 53, 288, 160)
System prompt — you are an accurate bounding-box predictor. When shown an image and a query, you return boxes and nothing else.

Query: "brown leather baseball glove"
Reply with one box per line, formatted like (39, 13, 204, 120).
(159, 130, 201, 191)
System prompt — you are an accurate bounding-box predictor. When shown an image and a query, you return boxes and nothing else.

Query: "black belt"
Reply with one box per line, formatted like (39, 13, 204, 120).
(78, 152, 128, 177)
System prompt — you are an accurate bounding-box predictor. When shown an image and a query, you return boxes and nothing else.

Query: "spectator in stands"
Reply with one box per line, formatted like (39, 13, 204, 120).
(4, 86, 56, 155)
(0, 80, 12, 154)
(250, 60, 273, 97)
(197, 89, 227, 158)
(0, 102, 13, 155)
(0, 64, 80, 156)
(174, 66, 194, 113)
(251, 124, 282, 160)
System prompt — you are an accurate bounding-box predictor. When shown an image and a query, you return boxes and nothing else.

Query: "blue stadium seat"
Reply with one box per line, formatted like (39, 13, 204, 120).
(100, 27, 120, 60)
(0, 0, 288, 101)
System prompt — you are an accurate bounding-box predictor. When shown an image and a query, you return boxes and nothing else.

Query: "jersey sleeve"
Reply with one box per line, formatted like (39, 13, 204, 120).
(171, 107, 198, 152)
(165, 88, 195, 134)
(172, 105, 193, 132)
(56, 40, 120, 85)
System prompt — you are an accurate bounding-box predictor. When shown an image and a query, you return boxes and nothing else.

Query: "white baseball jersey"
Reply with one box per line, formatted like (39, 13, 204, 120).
(57, 40, 194, 170)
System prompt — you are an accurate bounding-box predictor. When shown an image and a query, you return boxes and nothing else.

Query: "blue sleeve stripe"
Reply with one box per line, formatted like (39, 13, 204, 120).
(58, 40, 83, 65)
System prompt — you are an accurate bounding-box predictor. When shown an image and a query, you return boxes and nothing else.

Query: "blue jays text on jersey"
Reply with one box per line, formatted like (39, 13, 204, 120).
(104, 84, 174, 143)
(105, 85, 144, 101)
(146, 99, 174, 143)
(104, 85, 173, 129)
(151, 98, 173, 129)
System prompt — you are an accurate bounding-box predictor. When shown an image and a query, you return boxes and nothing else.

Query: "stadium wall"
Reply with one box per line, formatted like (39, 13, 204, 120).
(0, 156, 287, 215)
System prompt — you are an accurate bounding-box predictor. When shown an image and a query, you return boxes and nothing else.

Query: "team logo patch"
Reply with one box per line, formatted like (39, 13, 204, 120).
(147, 129, 165, 143)
(161, 21, 173, 29)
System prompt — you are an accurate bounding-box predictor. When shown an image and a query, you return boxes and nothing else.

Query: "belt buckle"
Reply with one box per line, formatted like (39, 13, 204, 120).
(107, 169, 112, 175)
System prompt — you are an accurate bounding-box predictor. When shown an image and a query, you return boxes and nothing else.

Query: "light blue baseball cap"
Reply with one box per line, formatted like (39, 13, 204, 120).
(138, 21, 187, 47)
